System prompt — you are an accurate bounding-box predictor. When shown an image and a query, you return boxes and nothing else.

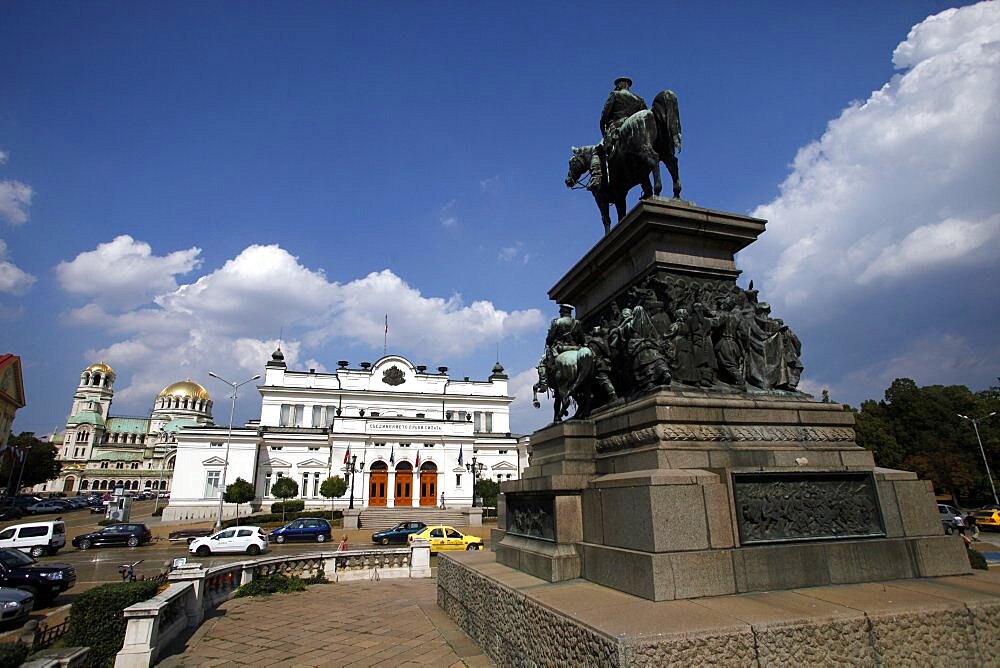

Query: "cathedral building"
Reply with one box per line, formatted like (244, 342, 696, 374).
(35, 362, 214, 495)
(163, 350, 521, 521)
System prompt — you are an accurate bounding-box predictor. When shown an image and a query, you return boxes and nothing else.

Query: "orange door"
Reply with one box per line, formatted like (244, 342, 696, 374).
(394, 473, 412, 507)
(369, 471, 387, 507)
(419, 472, 437, 506)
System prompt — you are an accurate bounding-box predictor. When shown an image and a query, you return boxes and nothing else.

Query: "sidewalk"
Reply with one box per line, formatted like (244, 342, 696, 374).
(157, 578, 493, 668)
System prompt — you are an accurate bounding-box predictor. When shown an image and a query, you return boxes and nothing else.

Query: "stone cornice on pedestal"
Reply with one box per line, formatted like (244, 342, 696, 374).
(549, 198, 767, 321)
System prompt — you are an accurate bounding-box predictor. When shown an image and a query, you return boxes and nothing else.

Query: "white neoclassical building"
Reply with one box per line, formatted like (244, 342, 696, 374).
(36, 363, 215, 495)
(163, 350, 521, 521)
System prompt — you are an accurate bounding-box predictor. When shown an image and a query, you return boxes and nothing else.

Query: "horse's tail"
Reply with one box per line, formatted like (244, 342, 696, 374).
(653, 90, 682, 154)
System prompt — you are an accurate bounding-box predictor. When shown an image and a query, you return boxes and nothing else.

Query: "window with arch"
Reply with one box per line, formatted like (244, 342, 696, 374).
(116, 462, 124, 469)
(100, 462, 109, 469)
(130, 462, 139, 469)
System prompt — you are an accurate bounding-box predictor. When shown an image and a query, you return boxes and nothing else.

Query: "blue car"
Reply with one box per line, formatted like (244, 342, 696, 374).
(269, 518, 332, 544)
(371, 521, 428, 545)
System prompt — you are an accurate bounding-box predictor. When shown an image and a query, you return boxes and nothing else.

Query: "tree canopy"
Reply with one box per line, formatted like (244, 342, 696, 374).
(320, 476, 347, 500)
(223, 477, 255, 519)
(853, 378, 999, 505)
(1, 433, 62, 492)
(271, 476, 298, 501)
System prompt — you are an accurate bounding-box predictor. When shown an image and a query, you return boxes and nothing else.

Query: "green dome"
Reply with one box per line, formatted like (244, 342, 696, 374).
(67, 410, 105, 427)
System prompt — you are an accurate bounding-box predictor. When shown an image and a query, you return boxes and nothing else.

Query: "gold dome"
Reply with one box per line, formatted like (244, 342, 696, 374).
(158, 380, 211, 401)
(85, 361, 115, 375)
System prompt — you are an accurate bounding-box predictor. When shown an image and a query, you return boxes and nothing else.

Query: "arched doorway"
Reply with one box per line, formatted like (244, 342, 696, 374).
(394, 462, 413, 507)
(419, 461, 438, 506)
(63, 477, 76, 493)
(369, 462, 388, 507)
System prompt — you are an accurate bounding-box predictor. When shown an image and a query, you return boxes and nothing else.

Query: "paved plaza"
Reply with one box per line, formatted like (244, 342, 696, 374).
(157, 578, 493, 668)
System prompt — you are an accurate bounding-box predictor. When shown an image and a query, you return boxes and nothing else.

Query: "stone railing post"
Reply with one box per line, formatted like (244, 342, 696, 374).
(167, 563, 208, 627)
(114, 604, 162, 667)
(240, 562, 255, 587)
(460, 507, 484, 527)
(410, 539, 431, 578)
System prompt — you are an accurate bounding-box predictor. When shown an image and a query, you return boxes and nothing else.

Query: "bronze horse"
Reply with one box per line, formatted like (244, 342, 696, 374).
(566, 90, 682, 235)
(532, 347, 595, 424)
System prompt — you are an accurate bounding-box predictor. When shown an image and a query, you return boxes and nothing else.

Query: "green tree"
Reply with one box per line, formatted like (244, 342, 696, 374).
(271, 477, 299, 521)
(853, 378, 1000, 505)
(319, 475, 347, 507)
(0, 433, 62, 493)
(475, 479, 500, 508)
(223, 477, 255, 520)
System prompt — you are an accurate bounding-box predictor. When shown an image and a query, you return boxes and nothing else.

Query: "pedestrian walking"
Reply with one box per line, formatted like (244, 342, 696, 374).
(965, 513, 980, 541)
(338, 535, 349, 551)
(440, 493, 446, 509)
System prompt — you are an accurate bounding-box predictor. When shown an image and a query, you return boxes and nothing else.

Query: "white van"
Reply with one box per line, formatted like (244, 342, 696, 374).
(0, 520, 67, 557)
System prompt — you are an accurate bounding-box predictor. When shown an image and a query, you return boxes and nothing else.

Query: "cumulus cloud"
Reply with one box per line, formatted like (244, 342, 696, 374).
(744, 1, 1000, 315)
(0, 151, 8, 165)
(507, 366, 549, 435)
(739, 2, 1000, 406)
(56, 235, 202, 309)
(0, 180, 33, 226)
(64, 240, 545, 414)
(0, 239, 36, 295)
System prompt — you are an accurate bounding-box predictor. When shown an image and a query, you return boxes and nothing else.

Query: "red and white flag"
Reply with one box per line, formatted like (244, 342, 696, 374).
(343, 446, 351, 465)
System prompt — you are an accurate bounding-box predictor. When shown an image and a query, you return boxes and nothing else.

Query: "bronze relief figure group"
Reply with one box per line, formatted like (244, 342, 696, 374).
(534, 276, 805, 424)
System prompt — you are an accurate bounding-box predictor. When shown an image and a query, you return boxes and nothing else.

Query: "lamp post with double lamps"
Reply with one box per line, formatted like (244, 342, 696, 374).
(466, 456, 485, 507)
(344, 454, 365, 510)
(209, 372, 261, 529)
(957, 412, 998, 506)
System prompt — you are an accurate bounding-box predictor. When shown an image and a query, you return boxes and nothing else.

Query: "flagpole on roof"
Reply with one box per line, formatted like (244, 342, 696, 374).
(383, 314, 388, 356)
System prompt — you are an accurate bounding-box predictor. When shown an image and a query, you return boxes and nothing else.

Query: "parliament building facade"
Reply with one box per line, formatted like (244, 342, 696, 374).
(163, 350, 521, 521)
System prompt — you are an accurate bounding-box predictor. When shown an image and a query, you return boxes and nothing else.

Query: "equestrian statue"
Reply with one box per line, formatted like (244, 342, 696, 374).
(565, 77, 682, 235)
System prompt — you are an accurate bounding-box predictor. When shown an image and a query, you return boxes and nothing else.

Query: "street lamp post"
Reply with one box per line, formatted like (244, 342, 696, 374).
(465, 456, 484, 507)
(958, 412, 998, 506)
(345, 454, 364, 510)
(209, 372, 261, 529)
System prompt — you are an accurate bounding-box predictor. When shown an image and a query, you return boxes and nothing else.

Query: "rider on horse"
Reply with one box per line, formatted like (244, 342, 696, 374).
(545, 303, 585, 372)
(600, 77, 648, 158)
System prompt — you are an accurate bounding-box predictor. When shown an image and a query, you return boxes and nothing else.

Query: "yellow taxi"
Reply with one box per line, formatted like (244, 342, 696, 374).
(407, 525, 484, 552)
(974, 509, 1000, 530)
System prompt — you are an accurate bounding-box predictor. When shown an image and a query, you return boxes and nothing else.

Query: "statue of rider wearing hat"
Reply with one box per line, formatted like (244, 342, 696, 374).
(544, 303, 585, 371)
(600, 76, 648, 158)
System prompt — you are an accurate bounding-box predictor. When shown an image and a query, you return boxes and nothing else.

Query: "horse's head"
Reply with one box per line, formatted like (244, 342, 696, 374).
(566, 146, 592, 188)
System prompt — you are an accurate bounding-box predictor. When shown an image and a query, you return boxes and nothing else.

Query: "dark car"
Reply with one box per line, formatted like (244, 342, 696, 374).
(72, 523, 153, 550)
(371, 521, 428, 545)
(269, 518, 332, 544)
(168, 528, 214, 544)
(0, 507, 24, 521)
(0, 548, 75, 606)
(0, 587, 33, 626)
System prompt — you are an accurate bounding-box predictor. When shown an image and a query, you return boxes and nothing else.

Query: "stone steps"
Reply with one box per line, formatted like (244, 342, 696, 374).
(359, 507, 468, 529)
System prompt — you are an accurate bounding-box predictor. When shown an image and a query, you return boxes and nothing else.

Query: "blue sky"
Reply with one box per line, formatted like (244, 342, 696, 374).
(2, 1, 998, 436)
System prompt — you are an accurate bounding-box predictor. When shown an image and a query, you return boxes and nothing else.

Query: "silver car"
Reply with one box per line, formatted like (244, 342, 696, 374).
(938, 503, 966, 535)
(0, 587, 33, 626)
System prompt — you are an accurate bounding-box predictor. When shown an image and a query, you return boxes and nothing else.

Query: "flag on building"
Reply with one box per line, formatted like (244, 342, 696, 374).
(458, 444, 463, 467)
(343, 446, 351, 464)
(389, 445, 395, 464)
(414, 451, 420, 468)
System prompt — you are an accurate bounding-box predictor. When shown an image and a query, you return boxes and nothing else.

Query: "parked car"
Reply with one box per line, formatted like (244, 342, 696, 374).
(938, 504, 965, 535)
(0, 548, 75, 606)
(88, 502, 106, 514)
(408, 525, 483, 552)
(157, 491, 170, 499)
(136, 491, 156, 501)
(168, 528, 214, 544)
(72, 523, 153, 550)
(269, 518, 332, 544)
(24, 501, 65, 515)
(0, 507, 24, 521)
(189, 526, 268, 556)
(974, 508, 1000, 530)
(371, 521, 428, 545)
(0, 587, 33, 626)
(0, 521, 67, 557)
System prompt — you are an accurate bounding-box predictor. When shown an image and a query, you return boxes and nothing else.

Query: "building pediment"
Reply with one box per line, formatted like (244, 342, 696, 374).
(491, 460, 518, 471)
(267, 458, 292, 468)
(297, 458, 327, 468)
(201, 456, 227, 466)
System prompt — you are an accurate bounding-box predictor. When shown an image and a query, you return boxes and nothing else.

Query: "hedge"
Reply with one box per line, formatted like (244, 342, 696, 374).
(0, 642, 28, 668)
(270, 499, 305, 514)
(221, 509, 342, 529)
(63, 580, 160, 668)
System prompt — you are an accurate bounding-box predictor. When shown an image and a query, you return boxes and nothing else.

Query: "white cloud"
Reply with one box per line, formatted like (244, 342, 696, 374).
(64, 240, 545, 415)
(0, 239, 36, 295)
(480, 175, 502, 194)
(439, 199, 458, 228)
(0, 151, 8, 165)
(744, 1, 1000, 317)
(507, 365, 549, 435)
(56, 235, 202, 309)
(498, 241, 531, 265)
(0, 180, 33, 226)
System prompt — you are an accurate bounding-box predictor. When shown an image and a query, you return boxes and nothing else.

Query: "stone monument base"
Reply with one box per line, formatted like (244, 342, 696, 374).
(494, 389, 971, 600)
(439, 550, 1000, 666)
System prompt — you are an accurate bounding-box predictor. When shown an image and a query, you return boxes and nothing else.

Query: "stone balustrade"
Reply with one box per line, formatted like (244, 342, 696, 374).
(114, 539, 431, 667)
